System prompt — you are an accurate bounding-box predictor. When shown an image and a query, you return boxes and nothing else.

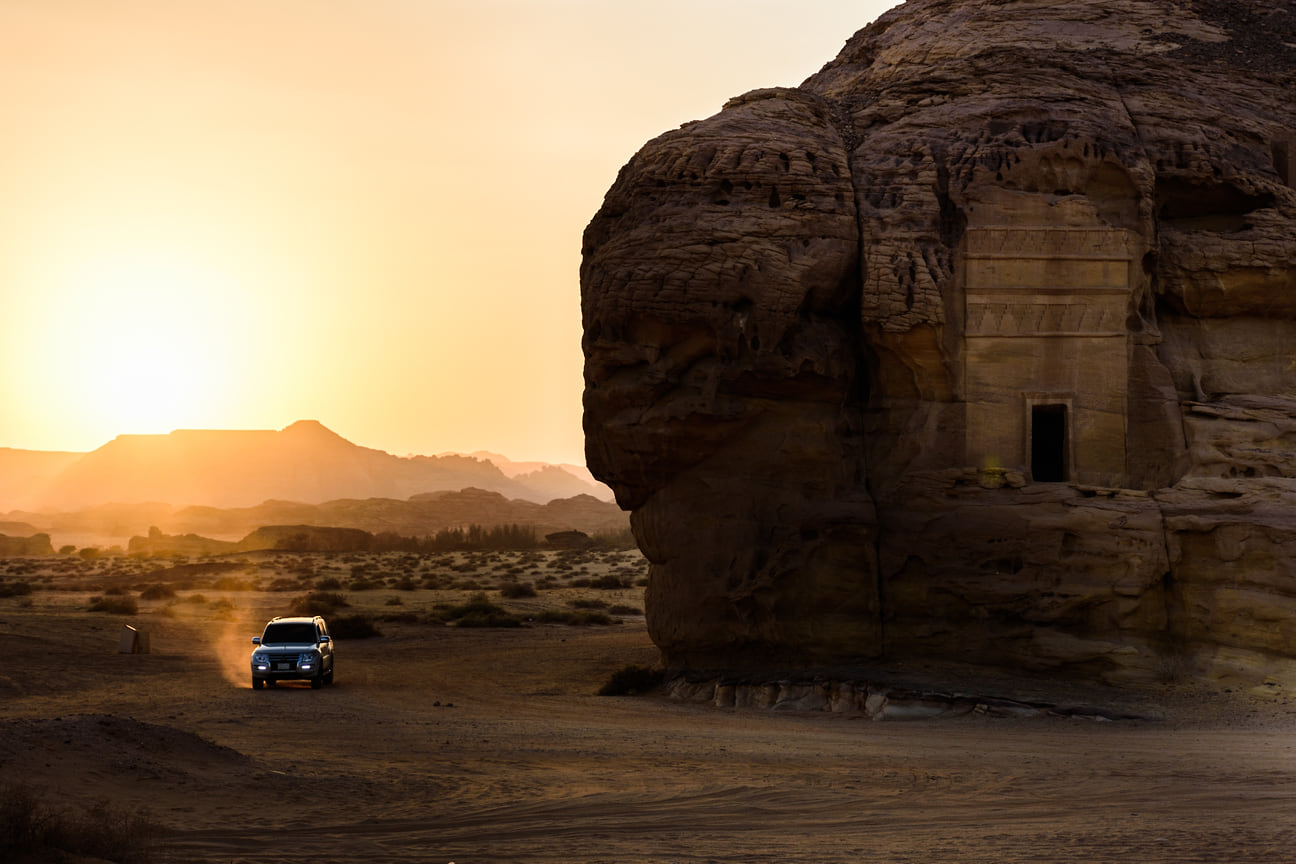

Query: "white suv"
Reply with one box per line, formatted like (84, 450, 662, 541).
(250, 616, 335, 689)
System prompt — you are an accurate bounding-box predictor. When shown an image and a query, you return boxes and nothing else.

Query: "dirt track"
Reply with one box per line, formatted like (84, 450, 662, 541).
(4, 553, 1296, 863)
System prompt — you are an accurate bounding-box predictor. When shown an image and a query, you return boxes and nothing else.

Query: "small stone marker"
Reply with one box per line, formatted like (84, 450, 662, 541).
(118, 624, 150, 654)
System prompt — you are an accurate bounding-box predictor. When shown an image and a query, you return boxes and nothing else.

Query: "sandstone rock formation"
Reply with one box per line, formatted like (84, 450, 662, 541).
(581, 0, 1296, 682)
(0, 533, 54, 557)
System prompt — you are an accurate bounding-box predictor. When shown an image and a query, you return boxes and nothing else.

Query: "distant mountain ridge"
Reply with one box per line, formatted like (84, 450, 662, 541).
(0, 421, 611, 512)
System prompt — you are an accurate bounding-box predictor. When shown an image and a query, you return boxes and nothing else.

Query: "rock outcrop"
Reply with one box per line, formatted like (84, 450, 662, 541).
(581, 0, 1296, 682)
(0, 533, 54, 557)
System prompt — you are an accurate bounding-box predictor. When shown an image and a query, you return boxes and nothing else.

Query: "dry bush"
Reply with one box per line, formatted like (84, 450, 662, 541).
(498, 582, 537, 599)
(289, 591, 349, 616)
(88, 596, 138, 615)
(138, 584, 175, 601)
(437, 592, 523, 628)
(0, 579, 33, 598)
(607, 604, 643, 616)
(535, 609, 613, 626)
(328, 614, 382, 639)
(0, 782, 157, 864)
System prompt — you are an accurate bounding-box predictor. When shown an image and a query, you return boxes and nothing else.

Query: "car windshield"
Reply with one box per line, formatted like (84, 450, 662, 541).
(261, 623, 317, 645)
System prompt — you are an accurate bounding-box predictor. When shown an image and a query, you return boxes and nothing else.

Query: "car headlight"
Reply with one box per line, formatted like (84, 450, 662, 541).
(298, 652, 317, 669)
(252, 652, 269, 671)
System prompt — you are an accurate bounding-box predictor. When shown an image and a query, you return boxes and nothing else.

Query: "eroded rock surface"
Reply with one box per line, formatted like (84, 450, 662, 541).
(581, 0, 1296, 682)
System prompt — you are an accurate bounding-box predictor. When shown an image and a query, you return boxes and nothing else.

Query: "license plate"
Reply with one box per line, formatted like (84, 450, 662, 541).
(275, 662, 292, 671)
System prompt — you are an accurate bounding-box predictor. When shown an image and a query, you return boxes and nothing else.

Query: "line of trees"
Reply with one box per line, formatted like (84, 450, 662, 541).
(367, 524, 636, 552)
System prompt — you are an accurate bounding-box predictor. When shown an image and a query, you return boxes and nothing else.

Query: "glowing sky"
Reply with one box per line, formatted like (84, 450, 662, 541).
(0, 0, 894, 464)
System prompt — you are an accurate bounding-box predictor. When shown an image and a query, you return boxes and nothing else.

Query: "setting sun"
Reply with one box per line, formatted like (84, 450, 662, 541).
(46, 244, 248, 436)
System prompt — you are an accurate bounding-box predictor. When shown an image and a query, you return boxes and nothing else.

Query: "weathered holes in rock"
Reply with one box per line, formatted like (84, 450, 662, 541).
(779, 152, 791, 172)
(768, 186, 782, 208)
(1022, 121, 1068, 145)
(712, 178, 734, 206)
(984, 556, 1024, 575)
(1156, 177, 1275, 221)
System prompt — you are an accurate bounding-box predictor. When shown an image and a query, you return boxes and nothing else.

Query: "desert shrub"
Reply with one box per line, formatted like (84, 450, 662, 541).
(455, 579, 482, 591)
(608, 604, 643, 616)
(347, 579, 380, 591)
(0, 579, 33, 598)
(290, 591, 349, 616)
(569, 598, 608, 610)
(588, 574, 627, 590)
(138, 584, 175, 601)
(535, 609, 613, 626)
(181, 593, 207, 604)
(498, 582, 537, 599)
(103, 586, 129, 596)
(439, 592, 523, 628)
(328, 614, 382, 639)
(263, 578, 301, 592)
(0, 782, 158, 863)
(88, 596, 138, 615)
(569, 578, 591, 588)
(385, 596, 404, 606)
(315, 576, 343, 590)
(212, 576, 254, 591)
(598, 664, 664, 696)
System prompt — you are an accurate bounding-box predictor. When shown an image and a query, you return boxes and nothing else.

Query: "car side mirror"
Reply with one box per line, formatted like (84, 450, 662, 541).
(251, 636, 261, 645)
(319, 635, 330, 643)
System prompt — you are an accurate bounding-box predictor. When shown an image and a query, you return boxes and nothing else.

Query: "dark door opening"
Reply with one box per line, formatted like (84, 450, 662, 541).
(1031, 404, 1068, 482)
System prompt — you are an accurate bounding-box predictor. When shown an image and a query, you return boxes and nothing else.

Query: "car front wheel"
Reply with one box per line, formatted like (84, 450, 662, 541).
(252, 677, 264, 690)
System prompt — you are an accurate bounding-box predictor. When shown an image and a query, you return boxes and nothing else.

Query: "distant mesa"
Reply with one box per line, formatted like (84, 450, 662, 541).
(0, 421, 612, 512)
(581, 0, 1296, 683)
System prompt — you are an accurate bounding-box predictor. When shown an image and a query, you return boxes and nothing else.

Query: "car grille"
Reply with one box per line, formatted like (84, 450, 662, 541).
(268, 654, 299, 671)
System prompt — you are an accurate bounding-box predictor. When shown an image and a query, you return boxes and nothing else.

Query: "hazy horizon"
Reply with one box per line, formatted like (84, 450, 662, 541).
(0, 416, 595, 467)
(0, 1, 893, 465)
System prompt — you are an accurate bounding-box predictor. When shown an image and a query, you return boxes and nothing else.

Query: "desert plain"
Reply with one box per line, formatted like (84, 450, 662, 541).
(3, 548, 1296, 863)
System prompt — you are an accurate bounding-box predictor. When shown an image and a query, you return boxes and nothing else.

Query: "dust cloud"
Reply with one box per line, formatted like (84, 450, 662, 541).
(214, 617, 259, 689)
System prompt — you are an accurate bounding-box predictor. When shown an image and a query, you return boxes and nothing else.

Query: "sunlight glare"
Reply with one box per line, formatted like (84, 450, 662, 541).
(53, 244, 247, 437)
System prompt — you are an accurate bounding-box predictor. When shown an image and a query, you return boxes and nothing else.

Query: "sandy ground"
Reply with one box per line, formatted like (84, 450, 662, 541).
(4, 550, 1296, 863)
